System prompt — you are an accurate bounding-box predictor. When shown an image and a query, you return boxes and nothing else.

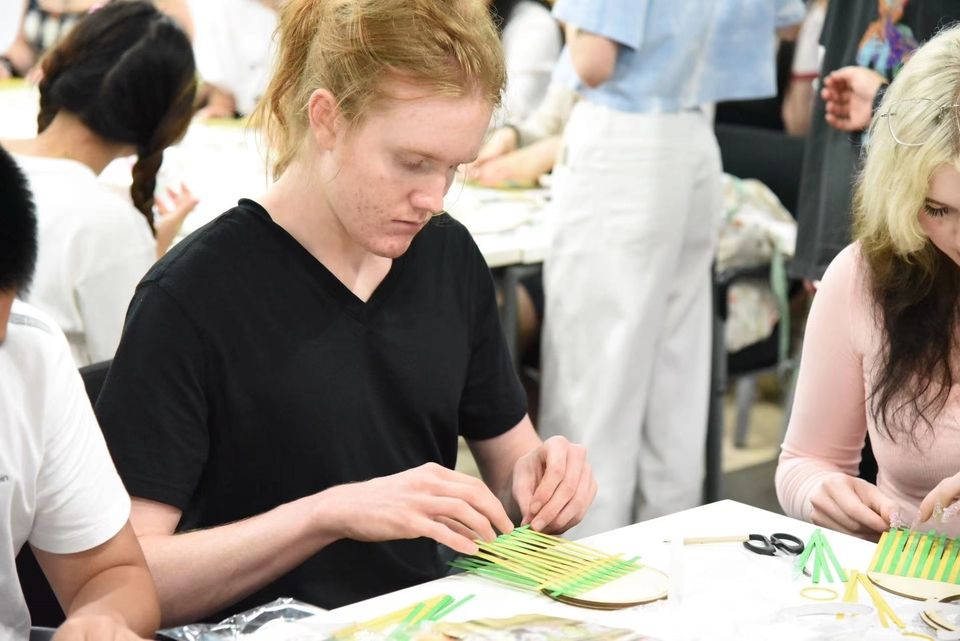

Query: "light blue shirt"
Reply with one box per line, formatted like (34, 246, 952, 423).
(553, 0, 806, 113)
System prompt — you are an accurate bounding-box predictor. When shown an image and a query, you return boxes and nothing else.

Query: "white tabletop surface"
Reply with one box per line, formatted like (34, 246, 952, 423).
(237, 500, 951, 641)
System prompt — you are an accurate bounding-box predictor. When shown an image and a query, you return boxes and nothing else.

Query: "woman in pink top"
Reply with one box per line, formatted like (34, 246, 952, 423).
(776, 23, 960, 540)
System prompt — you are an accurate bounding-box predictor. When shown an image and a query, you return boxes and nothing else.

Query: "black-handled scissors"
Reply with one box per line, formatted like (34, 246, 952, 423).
(743, 532, 804, 556)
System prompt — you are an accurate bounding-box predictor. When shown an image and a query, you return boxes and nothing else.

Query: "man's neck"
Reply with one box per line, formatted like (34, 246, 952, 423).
(260, 162, 392, 302)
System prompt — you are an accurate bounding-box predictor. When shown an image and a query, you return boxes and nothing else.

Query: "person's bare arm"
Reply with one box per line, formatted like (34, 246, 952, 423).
(34, 522, 159, 639)
(130, 463, 515, 626)
(567, 27, 617, 89)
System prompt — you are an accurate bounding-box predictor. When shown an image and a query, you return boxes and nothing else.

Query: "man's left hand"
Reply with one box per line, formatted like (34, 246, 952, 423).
(511, 436, 596, 533)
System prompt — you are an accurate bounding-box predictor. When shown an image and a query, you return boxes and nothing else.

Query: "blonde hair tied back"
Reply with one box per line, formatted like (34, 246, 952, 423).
(251, 0, 506, 178)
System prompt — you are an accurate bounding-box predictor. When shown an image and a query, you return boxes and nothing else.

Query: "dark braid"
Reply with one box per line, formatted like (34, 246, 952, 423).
(130, 146, 163, 232)
(34, 1, 196, 235)
(36, 46, 66, 133)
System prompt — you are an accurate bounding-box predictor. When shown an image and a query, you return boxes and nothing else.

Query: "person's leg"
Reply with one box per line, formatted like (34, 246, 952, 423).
(539, 105, 694, 536)
(636, 114, 723, 521)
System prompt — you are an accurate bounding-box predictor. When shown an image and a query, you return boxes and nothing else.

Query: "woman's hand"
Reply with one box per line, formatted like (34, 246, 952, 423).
(154, 183, 198, 256)
(464, 127, 519, 182)
(917, 473, 960, 523)
(809, 473, 899, 540)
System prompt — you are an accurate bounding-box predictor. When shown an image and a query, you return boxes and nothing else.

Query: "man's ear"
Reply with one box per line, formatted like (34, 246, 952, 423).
(307, 88, 340, 149)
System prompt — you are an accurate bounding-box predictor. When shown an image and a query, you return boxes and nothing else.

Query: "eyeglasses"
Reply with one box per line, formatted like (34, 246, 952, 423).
(878, 98, 960, 147)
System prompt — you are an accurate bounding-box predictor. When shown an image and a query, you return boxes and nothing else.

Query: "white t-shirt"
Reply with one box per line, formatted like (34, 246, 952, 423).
(500, 1, 562, 124)
(0, 0, 26, 53)
(191, 0, 278, 116)
(0, 300, 131, 639)
(13, 154, 156, 366)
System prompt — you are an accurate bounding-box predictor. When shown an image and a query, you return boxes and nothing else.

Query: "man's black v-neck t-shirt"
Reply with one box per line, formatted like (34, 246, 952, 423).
(96, 199, 527, 617)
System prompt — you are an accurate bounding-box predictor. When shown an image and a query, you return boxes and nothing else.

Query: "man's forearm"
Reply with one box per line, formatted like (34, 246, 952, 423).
(139, 493, 343, 626)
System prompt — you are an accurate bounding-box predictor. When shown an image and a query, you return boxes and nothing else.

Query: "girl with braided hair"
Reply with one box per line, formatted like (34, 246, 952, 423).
(1, 0, 197, 366)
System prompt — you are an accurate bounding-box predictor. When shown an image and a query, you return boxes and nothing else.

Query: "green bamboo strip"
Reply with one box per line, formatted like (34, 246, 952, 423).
(884, 529, 907, 575)
(871, 528, 897, 572)
(914, 531, 936, 578)
(895, 530, 920, 576)
(816, 531, 848, 582)
(925, 535, 947, 580)
(944, 540, 960, 583)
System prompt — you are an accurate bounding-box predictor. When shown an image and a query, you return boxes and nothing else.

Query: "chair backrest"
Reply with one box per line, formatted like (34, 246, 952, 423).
(16, 548, 62, 628)
(29, 626, 56, 641)
(79, 360, 112, 406)
(16, 361, 112, 628)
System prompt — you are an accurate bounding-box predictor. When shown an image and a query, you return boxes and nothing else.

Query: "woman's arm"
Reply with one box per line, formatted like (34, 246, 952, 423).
(566, 26, 617, 88)
(775, 246, 898, 537)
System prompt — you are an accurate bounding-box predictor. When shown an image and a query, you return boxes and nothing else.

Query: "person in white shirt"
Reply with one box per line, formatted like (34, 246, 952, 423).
(1, 1, 199, 366)
(192, 0, 279, 119)
(489, 0, 563, 124)
(0, 146, 159, 640)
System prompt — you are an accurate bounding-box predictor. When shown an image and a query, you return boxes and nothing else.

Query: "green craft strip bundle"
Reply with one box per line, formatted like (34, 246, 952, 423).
(449, 525, 643, 599)
(869, 527, 960, 583)
(333, 593, 475, 641)
(795, 529, 848, 584)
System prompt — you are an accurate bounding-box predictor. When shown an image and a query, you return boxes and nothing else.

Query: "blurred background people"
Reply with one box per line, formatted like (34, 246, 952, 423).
(0, 1, 198, 365)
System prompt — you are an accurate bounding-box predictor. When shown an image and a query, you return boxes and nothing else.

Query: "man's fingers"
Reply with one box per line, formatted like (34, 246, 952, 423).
(512, 466, 535, 525)
(542, 463, 596, 533)
(420, 517, 479, 556)
(436, 515, 485, 544)
(422, 466, 513, 535)
(530, 447, 584, 531)
(429, 496, 498, 542)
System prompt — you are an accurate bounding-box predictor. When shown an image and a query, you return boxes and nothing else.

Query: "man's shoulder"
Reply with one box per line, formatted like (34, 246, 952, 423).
(2, 301, 74, 410)
(144, 200, 267, 288)
(418, 213, 478, 255)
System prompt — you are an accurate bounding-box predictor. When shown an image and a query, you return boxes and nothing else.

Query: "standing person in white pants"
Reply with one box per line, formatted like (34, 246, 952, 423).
(539, 0, 805, 536)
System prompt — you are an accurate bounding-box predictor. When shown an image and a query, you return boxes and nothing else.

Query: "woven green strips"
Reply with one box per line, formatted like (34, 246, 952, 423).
(449, 525, 643, 598)
(870, 527, 960, 583)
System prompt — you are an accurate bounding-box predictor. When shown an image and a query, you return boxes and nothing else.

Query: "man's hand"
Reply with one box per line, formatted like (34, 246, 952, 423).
(511, 436, 596, 533)
(809, 473, 899, 540)
(821, 66, 887, 132)
(53, 615, 149, 640)
(322, 462, 515, 555)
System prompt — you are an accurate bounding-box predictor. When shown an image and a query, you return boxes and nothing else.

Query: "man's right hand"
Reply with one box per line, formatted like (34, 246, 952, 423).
(321, 462, 514, 555)
(809, 473, 899, 541)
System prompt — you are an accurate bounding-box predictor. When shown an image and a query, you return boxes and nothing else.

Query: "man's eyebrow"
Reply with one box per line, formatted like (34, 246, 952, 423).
(399, 148, 476, 165)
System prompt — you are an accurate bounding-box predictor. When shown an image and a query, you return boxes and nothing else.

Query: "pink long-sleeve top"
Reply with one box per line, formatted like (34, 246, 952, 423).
(776, 243, 960, 522)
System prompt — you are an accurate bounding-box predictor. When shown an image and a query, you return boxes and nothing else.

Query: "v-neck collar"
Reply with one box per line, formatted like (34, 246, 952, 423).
(239, 198, 409, 323)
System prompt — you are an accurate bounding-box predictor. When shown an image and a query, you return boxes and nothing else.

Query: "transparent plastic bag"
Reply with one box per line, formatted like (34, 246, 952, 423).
(157, 597, 326, 641)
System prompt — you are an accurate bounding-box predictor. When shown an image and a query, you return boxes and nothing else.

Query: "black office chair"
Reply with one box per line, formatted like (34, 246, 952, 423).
(17, 360, 113, 629)
(29, 627, 56, 641)
(713, 124, 806, 448)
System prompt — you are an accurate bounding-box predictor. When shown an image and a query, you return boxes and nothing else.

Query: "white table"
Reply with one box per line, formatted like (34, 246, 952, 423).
(241, 500, 945, 641)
